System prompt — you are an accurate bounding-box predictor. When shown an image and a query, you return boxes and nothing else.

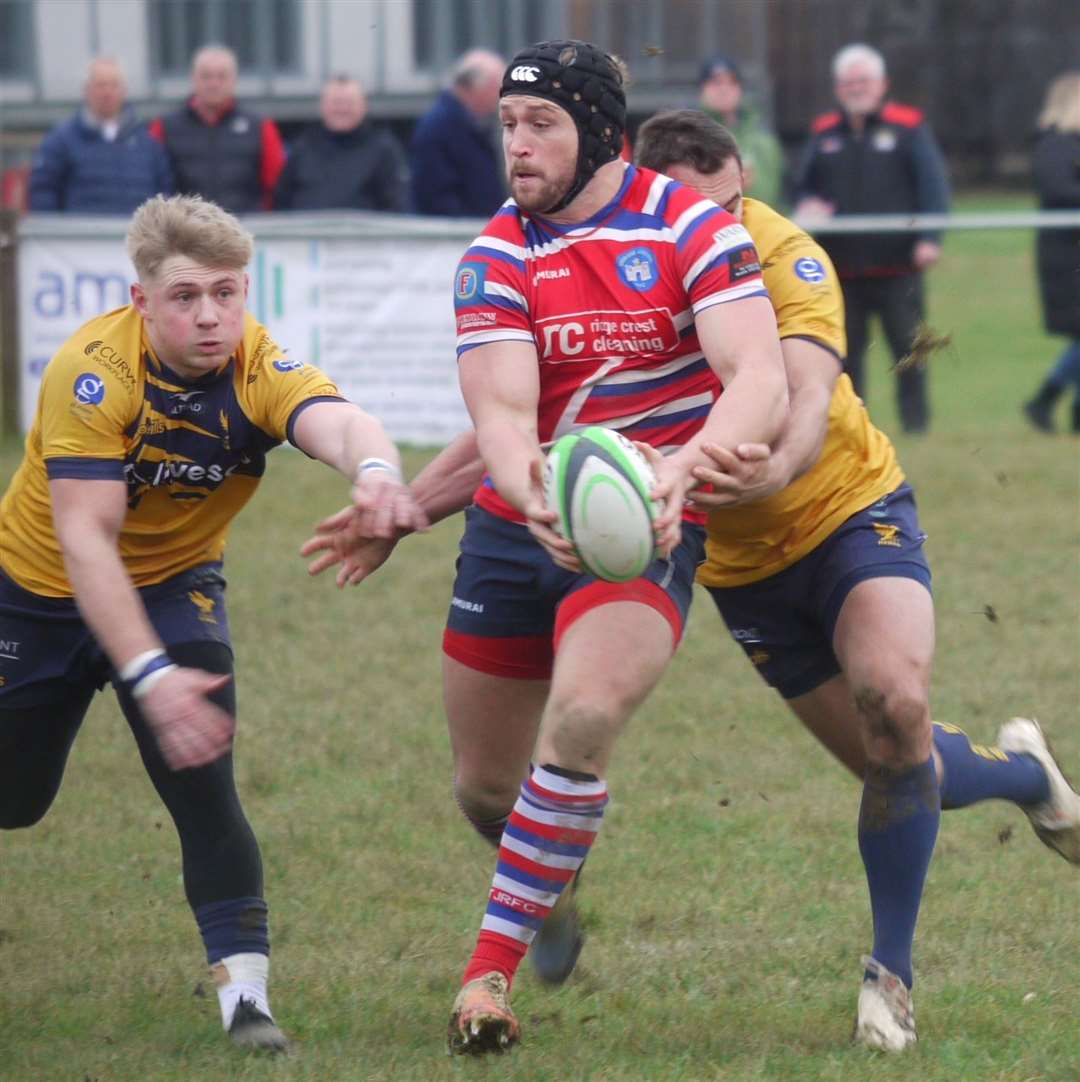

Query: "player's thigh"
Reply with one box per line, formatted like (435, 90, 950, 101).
(0, 687, 96, 827)
(537, 598, 674, 774)
(443, 653, 548, 793)
(833, 575, 935, 701)
(0, 581, 103, 826)
(537, 527, 704, 773)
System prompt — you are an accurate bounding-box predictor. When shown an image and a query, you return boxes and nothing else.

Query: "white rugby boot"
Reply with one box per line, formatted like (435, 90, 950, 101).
(854, 956, 917, 1052)
(998, 717, 1080, 864)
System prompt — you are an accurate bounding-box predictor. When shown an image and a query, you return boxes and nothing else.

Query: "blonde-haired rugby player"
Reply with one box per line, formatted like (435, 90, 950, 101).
(0, 194, 426, 1052)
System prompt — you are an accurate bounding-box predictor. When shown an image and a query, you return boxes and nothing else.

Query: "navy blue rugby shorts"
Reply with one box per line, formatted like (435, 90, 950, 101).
(444, 504, 706, 680)
(704, 483, 931, 699)
(0, 563, 231, 707)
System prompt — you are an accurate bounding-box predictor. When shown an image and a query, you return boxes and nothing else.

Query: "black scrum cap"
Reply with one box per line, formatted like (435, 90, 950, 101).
(500, 40, 626, 212)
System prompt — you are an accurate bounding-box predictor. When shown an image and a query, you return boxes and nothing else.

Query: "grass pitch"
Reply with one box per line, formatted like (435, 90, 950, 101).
(0, 203, 1077, 1081)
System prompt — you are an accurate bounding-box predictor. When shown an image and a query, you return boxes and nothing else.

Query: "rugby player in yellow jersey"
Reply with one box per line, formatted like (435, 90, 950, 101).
(302, 112, 1080, 1053)
(634, 109, 1079, 1052)
(0, 194, 426, 1052)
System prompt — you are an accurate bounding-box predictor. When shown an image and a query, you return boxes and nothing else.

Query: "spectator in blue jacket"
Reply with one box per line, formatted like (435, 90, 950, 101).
(29, 58, 174, 214)
(410, 49, 505, 217)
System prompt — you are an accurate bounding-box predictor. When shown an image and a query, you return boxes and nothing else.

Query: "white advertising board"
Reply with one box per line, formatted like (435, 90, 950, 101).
(16, 215, 477, 446)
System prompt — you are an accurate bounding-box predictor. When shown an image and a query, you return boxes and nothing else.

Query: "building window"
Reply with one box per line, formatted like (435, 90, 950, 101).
(148, 0, 300, 76)
(413, 0, 554, 73)
(0, 0, 33, 79)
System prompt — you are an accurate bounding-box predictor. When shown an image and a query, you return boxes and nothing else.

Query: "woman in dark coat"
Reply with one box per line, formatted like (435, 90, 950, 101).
(1023, 71, 1080, 432)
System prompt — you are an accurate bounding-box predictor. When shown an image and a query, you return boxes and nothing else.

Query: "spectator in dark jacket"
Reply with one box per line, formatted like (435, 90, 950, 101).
(273, 76, 408, 212)
(29, 58, 174, 214)
(149, 45, 285, 213)
(794, 43, 950, 433)
(410, 49, 505, 217)
(1023, 71, 1080, 433)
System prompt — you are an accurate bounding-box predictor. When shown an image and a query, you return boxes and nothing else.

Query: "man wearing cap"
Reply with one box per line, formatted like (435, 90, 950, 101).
(698, 53, 784, 207)
(424, 38, 788, 1055)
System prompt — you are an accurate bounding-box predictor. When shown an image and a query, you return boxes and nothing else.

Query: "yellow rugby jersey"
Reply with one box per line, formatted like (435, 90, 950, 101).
(0, 307, 343, 596)
(698, 198, 904, 587)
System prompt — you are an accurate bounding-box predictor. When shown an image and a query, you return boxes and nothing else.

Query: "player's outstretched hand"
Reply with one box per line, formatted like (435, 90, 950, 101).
(351, 472, 429, 540)
(635, 443, 684, 558)
(141, 668, 235, 771)
(523, 458, 581, 572)
(689, 442, 775, 508)
(301, 505, 400, 587)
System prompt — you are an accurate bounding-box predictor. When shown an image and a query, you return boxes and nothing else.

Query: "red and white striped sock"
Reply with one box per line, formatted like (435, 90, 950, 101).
(462, 764, 608, 988)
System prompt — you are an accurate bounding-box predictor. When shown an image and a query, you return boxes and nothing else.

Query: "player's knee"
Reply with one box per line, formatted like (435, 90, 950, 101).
(540, 697, 622, 775)
(853, 678, 930, 765)
(453, 772, 519, 826)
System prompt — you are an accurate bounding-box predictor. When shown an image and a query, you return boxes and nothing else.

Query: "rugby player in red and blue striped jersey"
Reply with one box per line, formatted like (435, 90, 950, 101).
(429, 40, 788, 1053)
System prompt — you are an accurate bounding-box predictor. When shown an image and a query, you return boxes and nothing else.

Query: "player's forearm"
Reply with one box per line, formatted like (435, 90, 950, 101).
(769, 380, 832, 486)
(297, 402, 403, 482)
(668, 360, 789, 476)
(475, 418, 541, 513)
(409, 430, 484, 526)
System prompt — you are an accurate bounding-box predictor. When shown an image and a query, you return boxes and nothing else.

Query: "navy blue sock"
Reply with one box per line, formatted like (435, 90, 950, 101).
(858, 758, 940, 989)
(194, 896, 269, 964)
(934, 723, 1050, 810)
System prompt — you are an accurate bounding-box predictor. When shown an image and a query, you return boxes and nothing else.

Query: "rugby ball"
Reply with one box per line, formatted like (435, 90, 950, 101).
(544, 426, 660, 582)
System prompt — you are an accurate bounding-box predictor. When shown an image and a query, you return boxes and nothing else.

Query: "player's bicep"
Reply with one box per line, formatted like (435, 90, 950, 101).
(696, 295, 783, 387)
(458, 340, 540, 434)
(49, 477, 128, 550)
(781, 337, 841, 407)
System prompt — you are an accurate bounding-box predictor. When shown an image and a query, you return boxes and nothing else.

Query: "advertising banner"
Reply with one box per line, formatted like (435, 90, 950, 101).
(17, 216, 476, 445)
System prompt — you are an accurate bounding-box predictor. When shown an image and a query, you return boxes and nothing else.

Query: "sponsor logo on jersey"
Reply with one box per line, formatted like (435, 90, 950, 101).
(536, 310, 676, 360)
(794, 257, 827, 283)
(712, 224, 748, 248)
(729, 626, 762, 644)
(616, 247, 658, 292)
(872, 523, 902, 547)
(533, 267, 572, 284)
(168, 389, 205, 415)
(124, 454, 252, 490)
(73, 372, 106, 405)
(458, 310, 498, 329)
(872, 130, 898, 152)
(510, 65, 540, 82)
(0, 639, 20, 660)
(727, 245, 762, 281)
(455, 262, 486, 303)
(750, 649, 770, 667)
(84, 341, 137, 392)
(273, 358, 304, 372)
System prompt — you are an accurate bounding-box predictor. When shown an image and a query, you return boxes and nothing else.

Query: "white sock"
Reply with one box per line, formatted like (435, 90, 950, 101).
(211, 952, 272, 1030)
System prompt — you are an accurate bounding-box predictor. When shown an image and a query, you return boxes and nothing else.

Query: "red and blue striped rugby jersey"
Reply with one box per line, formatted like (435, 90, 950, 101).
(453, 164, 767, 522)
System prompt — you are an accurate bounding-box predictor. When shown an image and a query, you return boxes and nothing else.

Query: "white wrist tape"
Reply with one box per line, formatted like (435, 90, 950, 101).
(119, 649, 166, 682)
(120, 649, 178, 698)
(355, 457, 402, 483)
(132, 663, 178, 699)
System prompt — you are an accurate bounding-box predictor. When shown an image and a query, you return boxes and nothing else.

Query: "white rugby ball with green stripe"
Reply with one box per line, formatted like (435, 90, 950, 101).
(543, 426, 660, 583)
